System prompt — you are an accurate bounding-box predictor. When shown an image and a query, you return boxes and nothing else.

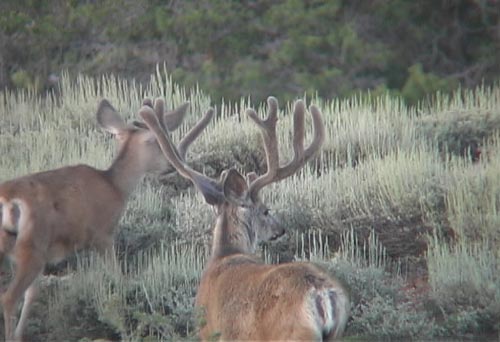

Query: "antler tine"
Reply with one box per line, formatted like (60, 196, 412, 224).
(140, 106, 187, 175)
(274, 101, 325, 181)
(247, 96, 281, 200)
(247, 98, 325, 201)
(303, 104, 325, 160)
(292, 100, 306, 159)
(178, 108, 215, 160)
(140, 106, 224, 205)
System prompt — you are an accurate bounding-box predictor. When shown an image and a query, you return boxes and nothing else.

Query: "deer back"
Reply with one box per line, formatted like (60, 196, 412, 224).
(0, 98, 191, 261)
(196, 255, 349, 340)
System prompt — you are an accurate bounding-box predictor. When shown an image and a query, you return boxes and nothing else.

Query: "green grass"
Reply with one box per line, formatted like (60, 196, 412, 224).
(1, 69, 499, 340)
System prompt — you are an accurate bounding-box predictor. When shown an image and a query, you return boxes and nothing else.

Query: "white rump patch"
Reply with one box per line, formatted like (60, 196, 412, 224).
(317, 289, 335, 333)
(1, 198, 28, 234)
(303, 287, 341, 338)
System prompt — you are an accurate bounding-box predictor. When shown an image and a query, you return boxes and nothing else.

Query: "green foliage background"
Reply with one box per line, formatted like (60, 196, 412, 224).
(1, 0, 499, 104)
(1, 0, 500, 340)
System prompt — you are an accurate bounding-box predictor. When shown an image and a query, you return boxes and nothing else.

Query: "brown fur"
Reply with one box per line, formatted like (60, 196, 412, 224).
(0, 166, 124, 262)
(141, 97, 350, 341)
(0, 98, 190, 341)
(196, 212, 350, 341)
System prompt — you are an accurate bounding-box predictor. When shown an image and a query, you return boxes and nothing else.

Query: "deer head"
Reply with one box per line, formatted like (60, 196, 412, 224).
(96, 98, 190, 178)
(140, 96, 325, 256)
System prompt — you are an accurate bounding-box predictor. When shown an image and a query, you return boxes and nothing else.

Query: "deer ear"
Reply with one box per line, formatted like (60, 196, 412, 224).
(222, 169, 248, 203)
(164, 102, 189, 131)
(96, 99, 127, 135)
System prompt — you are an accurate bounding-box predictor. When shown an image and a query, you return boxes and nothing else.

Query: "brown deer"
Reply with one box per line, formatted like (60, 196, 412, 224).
(0, 98, 213, 341)
(141, 96, 350, 341)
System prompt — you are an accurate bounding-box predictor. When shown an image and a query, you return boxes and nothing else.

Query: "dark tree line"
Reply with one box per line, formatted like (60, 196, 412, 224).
(0, 0, 499, 104)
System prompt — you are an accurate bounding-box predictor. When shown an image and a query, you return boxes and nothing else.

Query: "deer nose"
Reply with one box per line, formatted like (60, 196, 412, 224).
(270, 227, 286, 241)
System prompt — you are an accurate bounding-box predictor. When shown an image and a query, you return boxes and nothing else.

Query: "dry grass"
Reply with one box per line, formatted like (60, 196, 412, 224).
(1, 69, 499, 340)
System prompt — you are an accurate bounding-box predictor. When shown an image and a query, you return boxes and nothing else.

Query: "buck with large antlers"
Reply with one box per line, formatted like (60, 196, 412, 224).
(141, 97, 350, 341)
(0, 98, 212, 341)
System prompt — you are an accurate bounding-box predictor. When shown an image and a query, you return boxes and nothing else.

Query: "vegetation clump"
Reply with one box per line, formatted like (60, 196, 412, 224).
(1, 70, 499, 340)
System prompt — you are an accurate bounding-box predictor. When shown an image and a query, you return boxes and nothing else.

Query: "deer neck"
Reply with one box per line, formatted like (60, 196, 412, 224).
(105, 141, 147, 199)
(211, 207, 255, 259)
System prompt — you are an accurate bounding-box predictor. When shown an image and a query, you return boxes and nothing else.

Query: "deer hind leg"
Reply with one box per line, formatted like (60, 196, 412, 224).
(0, 232, 17, 281)
(1, 246, 44, 341)
(14, 282, 39, 340)
(0, 248, 5, 277)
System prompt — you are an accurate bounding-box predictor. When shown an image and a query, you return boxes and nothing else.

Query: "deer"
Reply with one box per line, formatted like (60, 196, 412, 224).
(140, 96, 350, 341)
(0, 97, 213, 341)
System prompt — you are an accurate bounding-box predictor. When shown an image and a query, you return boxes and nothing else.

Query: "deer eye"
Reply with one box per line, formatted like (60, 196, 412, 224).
(263, 208, 270, 216)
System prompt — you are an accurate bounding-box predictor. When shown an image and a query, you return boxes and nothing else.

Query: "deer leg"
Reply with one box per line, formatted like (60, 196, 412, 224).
(0, 233, 10, 274)
(14, 282, 39, 341)
(0, 251, 5, 277)
(1, 248, 44, 341)
(1, 231, 18, 281)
